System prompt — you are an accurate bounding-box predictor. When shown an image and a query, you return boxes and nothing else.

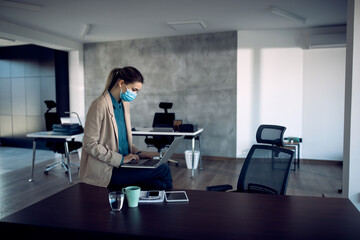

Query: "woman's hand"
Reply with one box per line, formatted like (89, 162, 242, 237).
(123, 154, 140, 164)
(138, 151, 157, 159)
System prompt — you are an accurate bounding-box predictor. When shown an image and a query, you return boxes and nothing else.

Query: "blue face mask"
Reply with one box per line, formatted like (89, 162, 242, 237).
(120, 88, 137, 102)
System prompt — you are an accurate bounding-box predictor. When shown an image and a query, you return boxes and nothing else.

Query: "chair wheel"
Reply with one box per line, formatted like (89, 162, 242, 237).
(65, 171, 68, 175)
(176, 163, 179, 166)
(44, 171, 48, 175)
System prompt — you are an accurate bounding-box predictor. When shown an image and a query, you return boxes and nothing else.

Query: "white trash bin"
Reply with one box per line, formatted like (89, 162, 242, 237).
(185, 150, 200, 169)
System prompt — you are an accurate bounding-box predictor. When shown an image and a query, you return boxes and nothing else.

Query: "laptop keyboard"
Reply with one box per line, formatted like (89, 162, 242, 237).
(139, 159, 161, 166)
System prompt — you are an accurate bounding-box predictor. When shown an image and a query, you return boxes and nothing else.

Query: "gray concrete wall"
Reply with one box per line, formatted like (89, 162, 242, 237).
(84, 31, 237, 157)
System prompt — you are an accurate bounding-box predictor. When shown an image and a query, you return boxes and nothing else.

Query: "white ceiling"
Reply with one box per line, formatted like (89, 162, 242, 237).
(0, 0, 347, 46)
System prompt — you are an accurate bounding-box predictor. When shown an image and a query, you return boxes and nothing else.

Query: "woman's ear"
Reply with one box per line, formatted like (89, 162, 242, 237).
(118, 79, 125, 88)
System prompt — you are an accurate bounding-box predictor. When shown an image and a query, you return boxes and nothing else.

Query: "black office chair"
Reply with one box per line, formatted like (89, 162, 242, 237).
(44, 100, 82, 175)
(206, 124, 294, 195)
(144, 102, 178, 166)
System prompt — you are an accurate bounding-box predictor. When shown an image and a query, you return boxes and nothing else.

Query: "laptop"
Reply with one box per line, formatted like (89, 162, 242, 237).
(150, 127, 174, 132)
(121, 136, 184, 169)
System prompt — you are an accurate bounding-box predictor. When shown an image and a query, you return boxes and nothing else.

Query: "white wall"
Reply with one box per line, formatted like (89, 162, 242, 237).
(237, 30, 346, 161)
(68, 50, 85, 144)
(302, 48, 346, 160)
(343, 0, 360, 211)
(259, 48, 303, 137)
(68, 50, 85, 126)
(237, 30, 303, 157)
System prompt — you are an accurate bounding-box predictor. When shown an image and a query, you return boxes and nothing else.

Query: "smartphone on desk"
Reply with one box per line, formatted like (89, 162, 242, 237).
(140, 191, 161, 200)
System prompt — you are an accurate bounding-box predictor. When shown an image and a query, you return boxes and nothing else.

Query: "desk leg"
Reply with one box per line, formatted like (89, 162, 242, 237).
(29, 140, 36, 182)
(191, 137, 195, 178)
(199, 135, 203, 170)
(293, 152, 296, 171)
(64, 141, 72, 184)
(297, 144, 300, 170)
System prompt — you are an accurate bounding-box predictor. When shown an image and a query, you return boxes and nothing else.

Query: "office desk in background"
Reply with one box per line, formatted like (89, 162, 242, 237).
(284, 138, 302, 171)
(132, 127, 204, 178)
(26, 131, 83, 184)
(1, 183, 359, 240)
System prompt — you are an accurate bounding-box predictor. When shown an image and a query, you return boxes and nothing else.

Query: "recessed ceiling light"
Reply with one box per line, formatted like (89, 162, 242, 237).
(167, 20, 206, 31)
(269, 6, 306, 24)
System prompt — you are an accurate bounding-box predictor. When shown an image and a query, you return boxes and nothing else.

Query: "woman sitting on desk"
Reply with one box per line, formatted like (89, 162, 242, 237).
(79, 66, 173, 190)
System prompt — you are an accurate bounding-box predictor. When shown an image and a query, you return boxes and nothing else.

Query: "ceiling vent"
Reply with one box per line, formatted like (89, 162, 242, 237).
(167, 20, 206, 31)
(305, 33, 346, 49)
(80, 24, 90, 39)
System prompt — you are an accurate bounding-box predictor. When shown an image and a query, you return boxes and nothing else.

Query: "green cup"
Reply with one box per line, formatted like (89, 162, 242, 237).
(122, 186, 141, 207)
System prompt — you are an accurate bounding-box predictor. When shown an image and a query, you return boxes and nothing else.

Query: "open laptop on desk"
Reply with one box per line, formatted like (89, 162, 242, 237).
(151, 127, 174, 132)
(121, 136, 184, 169)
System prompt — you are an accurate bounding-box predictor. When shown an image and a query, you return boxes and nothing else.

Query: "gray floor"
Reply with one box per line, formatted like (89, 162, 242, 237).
(0, 146, 81, 219)
(0, 147, 62, 175)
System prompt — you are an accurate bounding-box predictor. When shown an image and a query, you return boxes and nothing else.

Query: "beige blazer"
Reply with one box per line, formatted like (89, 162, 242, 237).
(79, 91, 139, 187)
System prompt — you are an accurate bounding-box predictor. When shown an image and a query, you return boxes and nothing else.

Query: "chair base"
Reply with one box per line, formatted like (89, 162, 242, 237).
(168, 158, 179, 166)
(44, 155, 80, 175)
(154, 150, 179, 167)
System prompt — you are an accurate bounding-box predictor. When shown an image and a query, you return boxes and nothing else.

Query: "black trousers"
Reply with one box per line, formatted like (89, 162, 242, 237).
(108, 164, 173, 191)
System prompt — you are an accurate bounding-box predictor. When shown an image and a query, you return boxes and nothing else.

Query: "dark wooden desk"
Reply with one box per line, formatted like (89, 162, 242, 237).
(1, 183, 360, 240)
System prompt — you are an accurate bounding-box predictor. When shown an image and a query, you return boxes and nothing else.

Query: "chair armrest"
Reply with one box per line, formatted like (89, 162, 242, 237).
(206, 184, 233, 192)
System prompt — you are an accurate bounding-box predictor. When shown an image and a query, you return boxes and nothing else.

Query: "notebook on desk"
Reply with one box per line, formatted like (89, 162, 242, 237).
(132, 127, 174, 132)
(121, 136, 184, 169)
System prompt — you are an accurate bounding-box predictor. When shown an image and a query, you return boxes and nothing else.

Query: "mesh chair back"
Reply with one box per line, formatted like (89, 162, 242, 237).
(237, 144, 294, 195)
(150, 112, 175, 147)
(152, 113, 175, 128)
(256, 124, 286, 147)
(44, 112, 61, 131)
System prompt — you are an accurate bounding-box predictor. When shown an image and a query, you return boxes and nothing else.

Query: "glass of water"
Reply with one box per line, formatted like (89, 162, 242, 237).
(108, 191, 124, 211)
